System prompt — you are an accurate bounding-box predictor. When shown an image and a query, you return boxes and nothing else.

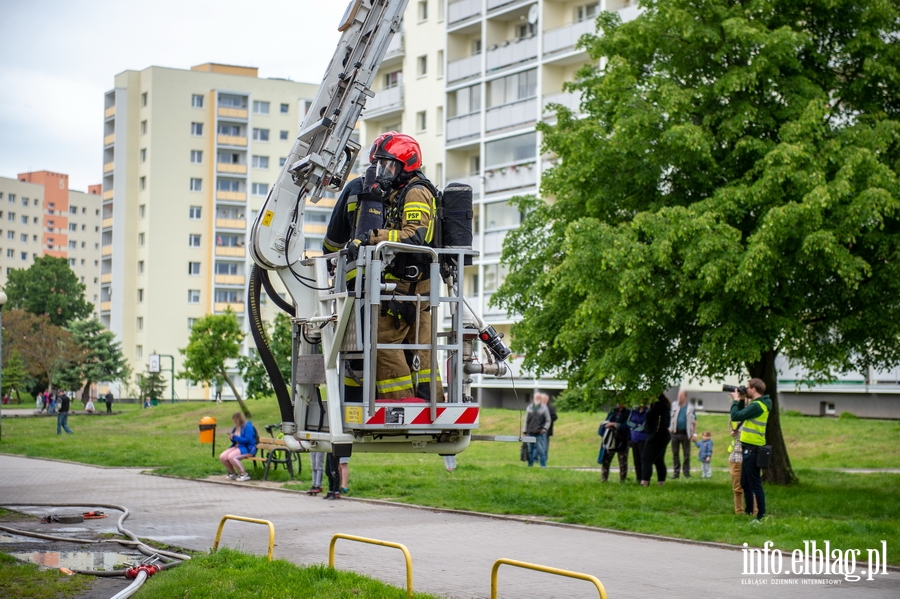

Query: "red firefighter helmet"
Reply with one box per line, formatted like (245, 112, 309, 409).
(372, 133, 422, 173)
(368, 131, 400, 163)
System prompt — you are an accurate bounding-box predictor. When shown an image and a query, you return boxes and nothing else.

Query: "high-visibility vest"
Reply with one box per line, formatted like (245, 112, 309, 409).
(740, 399, 769, 446)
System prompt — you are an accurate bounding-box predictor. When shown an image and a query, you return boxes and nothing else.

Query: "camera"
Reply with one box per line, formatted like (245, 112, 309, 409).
(722, 384, 747, 395)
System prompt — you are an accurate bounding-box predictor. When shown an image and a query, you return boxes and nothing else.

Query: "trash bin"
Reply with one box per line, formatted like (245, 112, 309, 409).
(150, 398, 159, 407)
(199, 417, 216, 443)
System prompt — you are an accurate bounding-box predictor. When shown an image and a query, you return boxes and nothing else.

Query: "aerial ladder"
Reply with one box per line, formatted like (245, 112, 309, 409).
(248, 0, 512, 460)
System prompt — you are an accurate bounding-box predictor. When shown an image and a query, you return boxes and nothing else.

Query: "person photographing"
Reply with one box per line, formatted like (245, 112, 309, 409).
(728, 379, 772, 523)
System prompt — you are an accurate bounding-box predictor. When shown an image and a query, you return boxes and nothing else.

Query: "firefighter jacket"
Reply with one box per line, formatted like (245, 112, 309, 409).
(369, 175, 436, 281)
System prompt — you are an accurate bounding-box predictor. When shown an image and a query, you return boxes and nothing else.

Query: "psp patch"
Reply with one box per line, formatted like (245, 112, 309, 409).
(405, 211, 422, 221)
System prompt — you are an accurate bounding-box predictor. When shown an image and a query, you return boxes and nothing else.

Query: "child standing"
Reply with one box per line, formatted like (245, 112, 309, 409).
(694, 431, 714, 478)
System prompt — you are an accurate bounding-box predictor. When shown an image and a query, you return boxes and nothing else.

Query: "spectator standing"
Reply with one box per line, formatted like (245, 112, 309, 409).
(729, 379, 772, 522)
(104, 391, 114, 414)
(627, 400, 649, 483)
(540, 393, 558, 461)
(598, 402, 631, 482)
(524, 395, 551, 467)
(694, 431, 713, 478)
(641, 393, 672, 486)
(669, 391, 696, 478)
(309, 452, 324, 494)
(56, 392, 73, 435)
(442, 454, 457, 472)
(219, 412, 256, 482)
(728, 422, 757, 516)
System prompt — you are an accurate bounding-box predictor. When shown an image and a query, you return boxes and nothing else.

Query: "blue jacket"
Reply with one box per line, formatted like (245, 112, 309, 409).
(627, 407, 648, 442)
(230, 422, 257, 456)
(694, 438, 713, 461)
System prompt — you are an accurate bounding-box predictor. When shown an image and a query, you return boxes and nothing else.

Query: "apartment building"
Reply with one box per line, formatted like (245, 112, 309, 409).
(0, 172, 102, 311)
(101, 63, 319, 399)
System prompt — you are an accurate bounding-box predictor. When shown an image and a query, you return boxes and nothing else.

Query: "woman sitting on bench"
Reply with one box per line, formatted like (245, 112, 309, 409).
(220, 412, 256, 482)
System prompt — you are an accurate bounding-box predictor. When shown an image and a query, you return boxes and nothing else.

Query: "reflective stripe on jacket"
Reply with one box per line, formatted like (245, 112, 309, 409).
(739, 400, 769, 446)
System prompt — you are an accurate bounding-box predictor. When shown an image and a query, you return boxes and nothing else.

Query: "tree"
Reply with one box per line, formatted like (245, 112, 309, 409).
(495, 0, 900, 485)
(238, 312, 293, 400)
(136, 369, 167, 405)
(60, 319, 131, 401)
(2, 309, 84, 392)
(4, 256, 93, 326)
(2, 349, 28, 402)
(179, 310, 250, 417)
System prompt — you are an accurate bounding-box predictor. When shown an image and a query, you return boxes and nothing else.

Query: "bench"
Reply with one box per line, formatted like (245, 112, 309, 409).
(247, 437, 298, 481)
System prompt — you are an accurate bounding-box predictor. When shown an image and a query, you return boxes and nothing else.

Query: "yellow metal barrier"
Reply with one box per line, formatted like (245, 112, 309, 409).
(213, 515, 276, 561)
(329, 534, 413, 599)
(491, 558, 608, 599)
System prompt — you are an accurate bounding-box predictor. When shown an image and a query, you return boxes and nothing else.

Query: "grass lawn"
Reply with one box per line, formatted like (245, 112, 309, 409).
(137, 548, 439, 599)
(0, 552, 90, 599)
(2, 400, 899, 562)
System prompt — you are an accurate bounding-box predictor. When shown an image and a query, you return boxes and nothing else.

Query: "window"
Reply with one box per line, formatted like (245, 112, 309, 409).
(384, 70, 401, 89)
(139, 204, 146, 218)
(191, 122, 203, 136)
(485, 132, 537, 167)
(190, 150, 203, 164)
(515, 22, 535, 40)
(215, 262, 239, 275)
(81, 241, 86, 248)
(253, 100, 270, 115)
(69, 206, 77, 215)
(139, 176, 146, 190)
(141, 92, 148, 107)
(449, 84, 481, 117)
(417, 0, 428, 21)
(251, 155, 269, 169)
(279, 130, 289, 141)
(20, 215, 27, 224)
(483, 263, 509, 293)
(68, 240, 76, 249)
(5, 249, 12, 258)
(473, 39, 482, 55)
(217, 179, 240, 191)
(188, 262, 201, 275)
(137, 289, 144, 302)
(252, 128, 269, 142)
(190, 177, 202, 191)
(576, 2, 600, 22)
(7, 230, 14, 240)
(416, 110, 427, 132)
(138, 232, 145, 246)
(192, 94, 204, 108)
(20, 234, 27, 242)
(251, 182, 269, 196)
(136, 345, 143, 359)
(138, 260, 145, 274)
(218, 151, 241, 164)
(6, 213, 13, 222)
(187, 290, 200, 303)
(437, 106, 443, 134)
(436, 162, 443, 186)
(280, 103, 289, 114)
(279, 157, 286, 167)
(137, 317, 143, 331)
(487, 69, 537, 107)
(187, 317, 197, 330)
(7, 194, 13, 204)
(21, 197, 27, 207)
(437, 50, 444, 78)
(69, 223, 76, 231)
(140, 120, 147, 135)
(485, 201, 523, 230)
(189, 206, 202, 219)
(189, 234, 201, 247)
(215, 290, 242, 303)
(217, 124, 241, 136)
(20, 252, 26, 261)
(438, 0, 444, 21)
(218, 94, 245, 108)
(417, 54, 428, 77)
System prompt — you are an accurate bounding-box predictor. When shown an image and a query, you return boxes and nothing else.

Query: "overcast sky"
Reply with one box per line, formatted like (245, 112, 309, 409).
(0, 0, 348, 191)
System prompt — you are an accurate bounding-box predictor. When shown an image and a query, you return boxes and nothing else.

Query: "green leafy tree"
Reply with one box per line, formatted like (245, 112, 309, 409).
(4, 256, 93, 326)
(135, 369, 167, 405)
(238, 312, 293, 400)
(62, 319, 131, 402)
(2, 309, 84, 392)
(2, 349, 28, 402)
(179, 310, 250, 417)
(495, 0, 900, 485)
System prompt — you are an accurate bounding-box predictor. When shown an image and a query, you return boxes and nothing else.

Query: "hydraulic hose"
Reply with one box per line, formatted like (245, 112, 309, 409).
(248, 265, 294, 422)
(260, 267, 295, 316)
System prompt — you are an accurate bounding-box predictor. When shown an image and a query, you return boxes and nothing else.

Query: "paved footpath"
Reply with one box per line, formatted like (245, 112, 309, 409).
(0, 455, 895, 598)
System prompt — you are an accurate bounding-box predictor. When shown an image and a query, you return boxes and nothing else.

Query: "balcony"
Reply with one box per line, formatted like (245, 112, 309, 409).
(102, 218, 113, 229)
(487, 0, 521, 9)
(100, 301, 112, 312)
(363, 84, 403, 118)
(485, 97, 537, 133)
(447, 112, 481, 142)
(214, 275, 246, 285)
(303, 223, 327, 235)
(217, 163, 248, 175)
(103, 189, 113, 200)
(448, 174, 483, 197)
(103, 162, 114, 173)
(215, 302, 245, 313)
(101, 245, 113, 256)
(448, 0, 481, 24)
(104, 106, 116, 118)
(101, 273, 112, 284)
(215, 246, 245, 257)
(543, 20, 594, 56)
(216, 191, 246, 202)
(486, 36, 537, 72)
(543, 92, 581, 117)
(218, 107, 248, 119)
(215, 218, 246, 230)
(484, 161, 537, 194)
(385, 29, 404, 59)
(217, 135, 248, 147)
(448, 54, 481, 83)
(103, 134, 115, 147)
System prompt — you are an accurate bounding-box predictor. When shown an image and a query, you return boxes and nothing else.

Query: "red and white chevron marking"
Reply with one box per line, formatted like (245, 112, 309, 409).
(364, 405, 479, 426)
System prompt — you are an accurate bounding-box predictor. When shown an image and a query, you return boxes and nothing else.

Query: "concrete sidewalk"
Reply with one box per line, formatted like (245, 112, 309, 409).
(0, 455, 895, 598)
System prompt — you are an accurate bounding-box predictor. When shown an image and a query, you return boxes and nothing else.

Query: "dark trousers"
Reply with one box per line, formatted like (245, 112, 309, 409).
(741, 447, 766, 518)
(325, 453, 340, 493)
(671, 432, 691, 477)
(641, 432, 670, 483)
(630, 439, 646, 482)
(601, 448, 628, 482)
(105, 402, 112, 414)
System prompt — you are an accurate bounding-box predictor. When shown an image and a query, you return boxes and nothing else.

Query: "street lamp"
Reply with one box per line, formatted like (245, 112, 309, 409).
(0, 291, 7, 441)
